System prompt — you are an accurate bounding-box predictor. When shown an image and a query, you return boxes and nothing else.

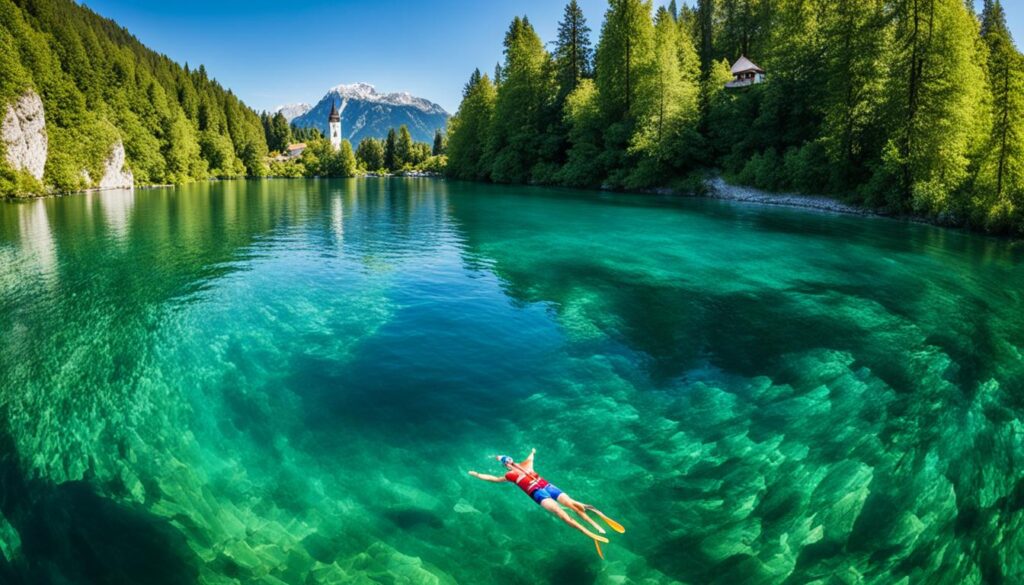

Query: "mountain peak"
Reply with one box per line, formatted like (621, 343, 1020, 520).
(290, 82, 450, 145)
(325, 83, 447, 116)
(273, 102, 311, 122)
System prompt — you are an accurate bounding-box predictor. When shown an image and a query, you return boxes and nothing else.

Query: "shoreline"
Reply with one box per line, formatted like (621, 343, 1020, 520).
(3, 174, 1014, 240)
(697, 176, 880, 217)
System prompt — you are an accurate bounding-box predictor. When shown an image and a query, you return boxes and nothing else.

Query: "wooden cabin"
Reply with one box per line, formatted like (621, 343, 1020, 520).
(726, 56, 765, 88)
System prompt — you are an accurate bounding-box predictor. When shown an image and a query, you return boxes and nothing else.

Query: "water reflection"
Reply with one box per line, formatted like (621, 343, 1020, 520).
(15, 199, 58, 282)
(0, 180, 1020, 584)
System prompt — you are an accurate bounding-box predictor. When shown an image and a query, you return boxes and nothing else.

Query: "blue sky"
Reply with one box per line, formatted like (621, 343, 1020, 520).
(80, 0, 1023, 115)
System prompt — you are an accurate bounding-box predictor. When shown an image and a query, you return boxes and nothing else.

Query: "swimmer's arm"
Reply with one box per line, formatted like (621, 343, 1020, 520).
(468, 471, 507, 483)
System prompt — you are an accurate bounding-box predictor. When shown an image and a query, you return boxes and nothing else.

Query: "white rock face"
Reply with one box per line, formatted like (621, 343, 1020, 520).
(98, 140, 133, 190)
(2, 92, 48, 181)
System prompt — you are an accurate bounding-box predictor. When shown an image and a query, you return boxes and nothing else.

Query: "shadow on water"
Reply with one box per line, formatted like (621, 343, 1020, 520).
(0, 431, 199, 585)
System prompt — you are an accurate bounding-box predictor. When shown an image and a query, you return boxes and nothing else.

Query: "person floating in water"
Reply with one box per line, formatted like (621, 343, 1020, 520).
(468, 449, 624, 556)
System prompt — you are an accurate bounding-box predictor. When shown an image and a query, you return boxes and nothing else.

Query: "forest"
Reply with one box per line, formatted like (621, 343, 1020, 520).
(261, 116, 446, 178)
(446, 0, 1024, 233)
(0, 0, 268, 195)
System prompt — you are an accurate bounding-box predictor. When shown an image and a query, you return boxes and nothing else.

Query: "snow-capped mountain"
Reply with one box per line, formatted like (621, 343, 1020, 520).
(273, 103, 311, 122)
(290, 83, 449, 145)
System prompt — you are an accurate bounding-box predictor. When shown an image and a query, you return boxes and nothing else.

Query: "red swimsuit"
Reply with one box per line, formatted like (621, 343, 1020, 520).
(505, 470, 549, 497)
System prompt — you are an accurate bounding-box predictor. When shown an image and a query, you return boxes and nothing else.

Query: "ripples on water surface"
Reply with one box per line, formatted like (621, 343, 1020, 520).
(0, 178, 1022, 584)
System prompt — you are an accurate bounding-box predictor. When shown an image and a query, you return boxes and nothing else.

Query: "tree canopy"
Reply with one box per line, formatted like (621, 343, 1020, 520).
(446, 0, 1024, 234)
(0, 0, 269, 195)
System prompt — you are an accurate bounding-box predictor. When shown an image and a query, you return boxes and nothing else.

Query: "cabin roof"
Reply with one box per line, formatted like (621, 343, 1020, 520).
(287, 143, 307, 152)
(731, 55, 764, 74)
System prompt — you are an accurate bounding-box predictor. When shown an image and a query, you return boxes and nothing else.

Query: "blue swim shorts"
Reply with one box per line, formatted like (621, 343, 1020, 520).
(531, 484, 564, 504)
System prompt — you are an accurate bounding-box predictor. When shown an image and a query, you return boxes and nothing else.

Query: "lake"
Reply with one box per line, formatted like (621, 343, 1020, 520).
(0, 178, 1021, 584)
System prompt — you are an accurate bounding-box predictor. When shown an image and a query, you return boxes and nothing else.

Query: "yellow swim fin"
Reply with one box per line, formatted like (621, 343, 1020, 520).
(586, 506, 626, 534)
(594, 539, 605, 559)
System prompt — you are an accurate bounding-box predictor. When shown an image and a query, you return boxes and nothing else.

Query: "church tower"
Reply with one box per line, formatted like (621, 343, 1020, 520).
(328, 100, 341, 151)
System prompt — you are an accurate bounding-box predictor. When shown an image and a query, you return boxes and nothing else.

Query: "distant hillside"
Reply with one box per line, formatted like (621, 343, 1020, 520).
(290, 83, 449, 145)
(0, 0, 268, 196)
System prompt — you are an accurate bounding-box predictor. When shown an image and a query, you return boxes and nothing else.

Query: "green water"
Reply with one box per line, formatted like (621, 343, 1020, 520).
(0, 179, 1021, 584)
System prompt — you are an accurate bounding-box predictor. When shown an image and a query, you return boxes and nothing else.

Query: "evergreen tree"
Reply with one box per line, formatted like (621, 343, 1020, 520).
(974, 0, 1024, 229)
(595, 0, 656, 121)
(432, 129, 446, 156)
(268, 112, 291, 153)
(384, 128, 398, 171)
(818, 0, 888, 190)
(396, 125, 414, 169)
(446, 70, 497, 180)
(879, 0, 989, 213)
(697, 0, 715, 78)
(594, 0, 656, 185)
(554, 1, 594, 99)
(486, 16, 555, 183)
(628, 6, 702, 187)
(356, 137, 386, 171)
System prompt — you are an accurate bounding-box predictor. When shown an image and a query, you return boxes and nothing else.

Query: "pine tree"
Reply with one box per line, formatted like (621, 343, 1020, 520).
(554, 1, 594, 99)
(446, 70, 497, 180)
(384, 128, 398, 171)
(268, 112, 291, 152)
(396, 125, 414, 169)
(432, 129, 446, 156)
(486, 16, 554, 183)
(595, 0, 656, 121)
(880, 0, 989, 213)
(356, 137, 386, 171)
(974, 0, 1024, 229)
(697, 0, 715, 78)
(818, 0, 888, 189)
(594, 0, 656, 185)
(628, 6, 702, 186)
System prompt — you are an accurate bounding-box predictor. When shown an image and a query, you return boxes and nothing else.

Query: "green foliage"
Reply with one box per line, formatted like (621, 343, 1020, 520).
(554, 0, 594, 100)
(290, 125, 322, 142)
(485, 16, 554, 183)
(299, 138, 356, 178)
(0, 0, 269, 196)
(446, 0, 1024, 233)
(445, 70, 497, 181)
(268, 159, 305, 178)
(396, 125, 414, 169)
(384, 128, 398, 171)
(263, 112, 291, 154)
(416, 155, 448, 174)
(356, 137, 386, 171)
(972, 0, 1024, 230)
(557, 79, 605, 187)
(432, 129, 446, 156)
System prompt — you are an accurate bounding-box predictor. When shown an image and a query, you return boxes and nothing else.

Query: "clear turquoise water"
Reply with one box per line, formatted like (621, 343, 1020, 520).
(0, 179, 1022, 584)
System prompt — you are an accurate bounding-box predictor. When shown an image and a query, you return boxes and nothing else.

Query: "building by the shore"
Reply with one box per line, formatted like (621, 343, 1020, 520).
(726, 56, 766, 88)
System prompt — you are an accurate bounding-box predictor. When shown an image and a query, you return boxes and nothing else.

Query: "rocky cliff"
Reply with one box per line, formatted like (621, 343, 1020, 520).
(2, 92, 47, 182)
(3, 91, 134, 194)
(97, 141, 133, 190)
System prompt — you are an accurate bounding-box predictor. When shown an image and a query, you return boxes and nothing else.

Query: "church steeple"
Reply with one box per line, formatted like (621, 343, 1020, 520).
(328, 100, 341, 151)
